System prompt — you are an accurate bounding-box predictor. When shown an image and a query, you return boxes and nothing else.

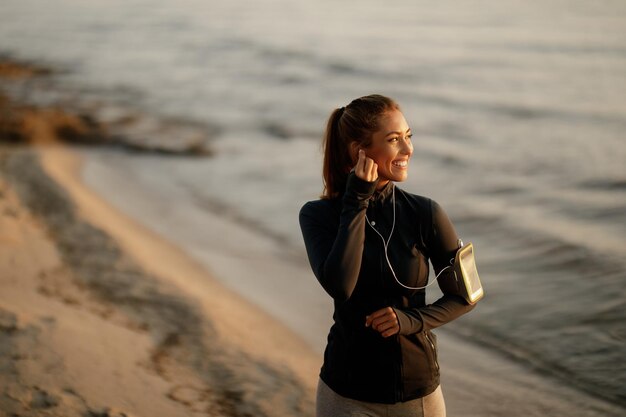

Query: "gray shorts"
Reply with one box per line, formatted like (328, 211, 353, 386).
(316, 378, 446, 417)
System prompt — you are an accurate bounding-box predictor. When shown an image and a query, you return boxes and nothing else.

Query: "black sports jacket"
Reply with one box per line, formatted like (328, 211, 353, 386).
(299, 172, 475, 403)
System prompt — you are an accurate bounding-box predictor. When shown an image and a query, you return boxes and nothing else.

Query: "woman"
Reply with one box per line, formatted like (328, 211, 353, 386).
(299, 94, 476, 416)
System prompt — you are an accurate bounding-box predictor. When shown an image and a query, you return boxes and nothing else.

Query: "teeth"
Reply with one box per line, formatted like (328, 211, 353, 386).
(393, 160, 407, 167)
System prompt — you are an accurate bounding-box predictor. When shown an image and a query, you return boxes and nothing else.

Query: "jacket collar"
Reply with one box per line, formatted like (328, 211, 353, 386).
(371, 181, 395, 203)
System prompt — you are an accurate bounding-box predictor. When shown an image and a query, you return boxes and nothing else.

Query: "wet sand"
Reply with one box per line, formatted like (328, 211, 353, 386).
(0, 144, 319, 416)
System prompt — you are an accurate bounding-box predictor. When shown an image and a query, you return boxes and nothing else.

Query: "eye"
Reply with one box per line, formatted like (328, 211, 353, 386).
(388, 137, 399, 143)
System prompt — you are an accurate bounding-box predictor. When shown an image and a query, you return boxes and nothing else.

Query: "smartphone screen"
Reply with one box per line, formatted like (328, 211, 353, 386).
(459, 245, 483, 302)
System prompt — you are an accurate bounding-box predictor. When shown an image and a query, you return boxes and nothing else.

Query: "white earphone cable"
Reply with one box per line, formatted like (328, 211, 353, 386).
(365, 186, 451, 290)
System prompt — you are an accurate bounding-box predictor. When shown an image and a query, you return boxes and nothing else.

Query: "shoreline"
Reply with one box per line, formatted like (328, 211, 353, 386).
(4, 146, 624, 417)
(80, 146, 626, 417)
(0, 145, 319, 416)
(1, 55, 624, 416)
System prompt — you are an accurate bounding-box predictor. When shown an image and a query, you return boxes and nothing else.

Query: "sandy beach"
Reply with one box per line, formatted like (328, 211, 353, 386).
(1, 55, 625, 416)
(0, 150, 320, 417)
(0, 61, 318, 414)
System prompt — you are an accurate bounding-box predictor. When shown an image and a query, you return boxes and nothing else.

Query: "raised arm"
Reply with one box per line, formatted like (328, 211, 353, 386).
(299, 173, 377, 302)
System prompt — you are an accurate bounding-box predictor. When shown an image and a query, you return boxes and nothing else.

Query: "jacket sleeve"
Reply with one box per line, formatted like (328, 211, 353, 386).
(299, 173, 377, 302)
(393, 200, 476, 334)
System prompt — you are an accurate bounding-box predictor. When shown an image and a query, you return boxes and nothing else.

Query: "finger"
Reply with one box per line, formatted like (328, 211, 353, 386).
(365, 307, 395, 327)
(370, 161, 379, 181)
(355, 150, 373, 181)
(366, 309, 389, 326)
(371, 315, 396, 330)
(371, 162, 378, 177)
(355, 149, 365, 172)
(365, 314, 380, 327)
(374, 313, 398, 332)
(370, 317, 395, 332)
(378, 325, 400, 335)
(363, 158, 375, 180)
(381, 325, 400, 338)
(374, 320, 397, 334)
(371, 313, 392, 327)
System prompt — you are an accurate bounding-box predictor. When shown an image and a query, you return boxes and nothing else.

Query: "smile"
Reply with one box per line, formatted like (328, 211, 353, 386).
(392, 160, 408, 168)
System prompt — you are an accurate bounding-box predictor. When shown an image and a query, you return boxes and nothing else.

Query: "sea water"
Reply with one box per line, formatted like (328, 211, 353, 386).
(1, 0, 625, 407)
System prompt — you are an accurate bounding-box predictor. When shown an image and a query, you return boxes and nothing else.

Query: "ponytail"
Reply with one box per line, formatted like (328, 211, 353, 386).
(321, 107, 351, 199)
(320, 94, 400, 199)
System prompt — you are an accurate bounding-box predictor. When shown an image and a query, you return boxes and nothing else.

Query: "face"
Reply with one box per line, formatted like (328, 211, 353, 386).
(364, 109, 413, 187)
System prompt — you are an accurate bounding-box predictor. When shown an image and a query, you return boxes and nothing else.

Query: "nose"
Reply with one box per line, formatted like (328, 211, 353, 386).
(401, 137, 413, 155)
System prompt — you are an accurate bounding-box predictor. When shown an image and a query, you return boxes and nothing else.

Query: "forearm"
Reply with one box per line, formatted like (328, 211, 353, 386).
(393, 294, 475, 334)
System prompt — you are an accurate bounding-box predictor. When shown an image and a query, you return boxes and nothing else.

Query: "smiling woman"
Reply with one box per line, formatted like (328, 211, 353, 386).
(299, 94, 476, 417)
(351, 108, 414, 188)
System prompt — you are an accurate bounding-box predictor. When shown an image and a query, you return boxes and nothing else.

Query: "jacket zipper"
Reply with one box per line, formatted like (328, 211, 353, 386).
(424, 332, 439, 372)
(373, 203, 403, 402)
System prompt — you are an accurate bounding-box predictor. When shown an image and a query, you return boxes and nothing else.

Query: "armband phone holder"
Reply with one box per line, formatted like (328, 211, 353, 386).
(442, 241, 484, 305)
(365, 187, 484, 302)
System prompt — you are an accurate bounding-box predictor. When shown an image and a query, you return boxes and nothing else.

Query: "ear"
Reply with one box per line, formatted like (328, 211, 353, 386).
(349, 141, 360, 164)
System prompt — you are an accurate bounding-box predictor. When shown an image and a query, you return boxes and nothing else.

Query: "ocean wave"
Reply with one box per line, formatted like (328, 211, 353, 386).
(449, 212, 626, 406)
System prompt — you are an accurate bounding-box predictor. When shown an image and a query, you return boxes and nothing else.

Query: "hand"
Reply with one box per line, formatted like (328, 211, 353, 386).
(354, 149, 378, 183)
(365, 307, 399, 338)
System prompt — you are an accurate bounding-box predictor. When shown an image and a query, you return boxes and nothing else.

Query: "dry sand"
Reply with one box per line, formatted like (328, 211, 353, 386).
(0, 144, 319, 416)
